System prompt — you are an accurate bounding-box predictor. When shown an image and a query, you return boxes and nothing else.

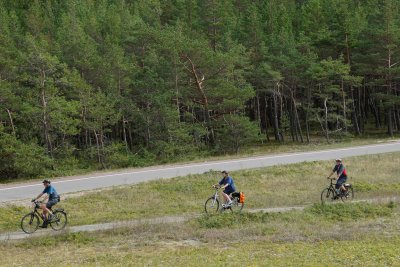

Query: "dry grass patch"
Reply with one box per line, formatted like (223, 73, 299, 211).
(1, 207, 399, 266)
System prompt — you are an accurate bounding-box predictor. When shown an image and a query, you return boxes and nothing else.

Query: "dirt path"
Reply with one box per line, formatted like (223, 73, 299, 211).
(0, 205, 308, 241)
(0, 215, 191, 241)
(1, 196, 398, 242)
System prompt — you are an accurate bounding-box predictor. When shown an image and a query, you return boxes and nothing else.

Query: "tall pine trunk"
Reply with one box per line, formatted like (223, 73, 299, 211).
(39, 70, 53, 158)
(272, 87, 281, 142)
(185, 55, 215, 145)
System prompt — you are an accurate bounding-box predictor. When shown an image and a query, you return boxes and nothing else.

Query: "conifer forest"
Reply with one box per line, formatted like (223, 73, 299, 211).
(1, 0, 400, 179)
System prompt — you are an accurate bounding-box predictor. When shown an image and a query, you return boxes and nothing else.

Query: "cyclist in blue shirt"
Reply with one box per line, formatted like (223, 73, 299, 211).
(213, 170, 236, 207)
(327, 158, 348, 195)
(32, 179, 60, 228)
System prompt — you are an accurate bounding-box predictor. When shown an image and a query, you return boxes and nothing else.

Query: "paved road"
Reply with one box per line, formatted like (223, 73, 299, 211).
(1, 141, 400, 203)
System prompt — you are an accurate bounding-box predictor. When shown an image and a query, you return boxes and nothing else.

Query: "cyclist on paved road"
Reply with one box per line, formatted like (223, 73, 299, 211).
(327, 158, 348, 196)
(32, 179, 60, 228)
(213, 170, 236, 207)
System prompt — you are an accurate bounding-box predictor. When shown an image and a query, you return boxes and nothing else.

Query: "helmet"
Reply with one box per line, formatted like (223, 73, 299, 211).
(335, 158, 342, 162)
(42, 179, 51, 184)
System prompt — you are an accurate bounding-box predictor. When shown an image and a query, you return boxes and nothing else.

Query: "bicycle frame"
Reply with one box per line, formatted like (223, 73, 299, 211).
(21, 200, 67, 234)
(31, 201, 57, 222)
(321, 178, 354, 204)
(205, 186, 244, 214)
(210, 187, 231, 203)
(327, 179, 338, 195)
(210, 188, 220, 202)
(327, 178, 349, 196)
(30, 202, 46, 222)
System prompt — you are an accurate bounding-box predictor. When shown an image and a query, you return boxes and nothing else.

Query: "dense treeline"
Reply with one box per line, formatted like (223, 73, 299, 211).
(1, 0, 400, 179)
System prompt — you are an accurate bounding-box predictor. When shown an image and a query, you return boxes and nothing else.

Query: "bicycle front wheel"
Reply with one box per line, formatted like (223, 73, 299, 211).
(205, 197, 219, 214)
(340, 187, 354, 202)
(49, 210, 68, 231)
(321, 188, 335, 204)
(21, 213, 39, 234)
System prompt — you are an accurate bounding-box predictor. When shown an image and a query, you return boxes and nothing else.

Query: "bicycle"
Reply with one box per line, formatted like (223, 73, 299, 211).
(204, 186, 244, 214)
(20, 200, 68, 234)
(321, 178, 354, 204)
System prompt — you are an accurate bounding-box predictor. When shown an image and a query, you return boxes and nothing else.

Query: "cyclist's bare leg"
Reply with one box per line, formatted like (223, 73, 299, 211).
(340, 184, 346, 192)
(221, 192, 231, 203)
(40, 204, 51, 220)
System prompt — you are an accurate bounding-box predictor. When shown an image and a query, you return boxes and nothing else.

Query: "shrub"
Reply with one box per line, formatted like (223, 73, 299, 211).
(214, 115, 263, 154)
(0, 127, 52, 180)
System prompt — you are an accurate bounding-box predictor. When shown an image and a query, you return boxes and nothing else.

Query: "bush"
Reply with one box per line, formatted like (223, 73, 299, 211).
(104, 142, 157, 168)
(103, 142, 134, 168)
(214, 115, 263, 154)
(0, 127, 52, 180)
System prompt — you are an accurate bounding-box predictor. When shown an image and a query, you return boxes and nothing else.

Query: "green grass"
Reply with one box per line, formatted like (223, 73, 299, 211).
(2, 238, 400, 266)
(1, 203, 399, 266)
(1, 151, 400, 233)
(1, 150, 400, 266)
(197, 202, 396, 229)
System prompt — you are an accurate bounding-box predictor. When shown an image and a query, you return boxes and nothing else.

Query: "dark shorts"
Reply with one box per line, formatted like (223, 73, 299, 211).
(335, 177, 347, 189)
(223, 188, 235, 195)
(46, 198, 59, 209)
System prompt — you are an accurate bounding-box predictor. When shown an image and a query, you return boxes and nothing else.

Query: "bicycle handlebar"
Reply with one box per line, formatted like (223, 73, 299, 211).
(31, 200, 43, 208)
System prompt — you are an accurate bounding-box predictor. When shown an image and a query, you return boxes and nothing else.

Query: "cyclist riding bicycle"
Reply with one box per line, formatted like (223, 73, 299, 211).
(212, 170, 236, 207)
(327, 158, 348, 196)
(32, 179, 60, 228)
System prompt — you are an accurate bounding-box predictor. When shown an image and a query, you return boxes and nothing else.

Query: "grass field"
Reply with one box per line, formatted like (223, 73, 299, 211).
(0, 151, 399, 266)
(1, 203, 399, 266)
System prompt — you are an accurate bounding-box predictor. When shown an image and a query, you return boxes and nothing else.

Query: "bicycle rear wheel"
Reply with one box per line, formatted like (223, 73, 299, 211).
(321, 188, 335, 204)
(21, 213, 39, 234)
(205, 197, 219, 214)
(340, 187, 354, 202)
(228, 198, 244, 213)
(49, 210, 68, 231)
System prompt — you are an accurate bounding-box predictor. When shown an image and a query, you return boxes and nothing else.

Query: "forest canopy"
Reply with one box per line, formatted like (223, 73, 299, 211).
(1, 0, 400, 179)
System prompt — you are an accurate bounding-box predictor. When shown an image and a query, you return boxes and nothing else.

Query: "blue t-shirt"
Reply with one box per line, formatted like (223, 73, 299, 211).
(42, 185, 59, 200)
(333, 164, 347, 179)
(219, 176, 236, 192)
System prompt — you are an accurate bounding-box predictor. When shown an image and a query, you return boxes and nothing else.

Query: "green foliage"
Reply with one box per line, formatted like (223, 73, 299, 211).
(103, 142, 135, 168)
(214, 115, 262, 153)
(1, 0, 400, 179)
(0, 126, 52, 179)
(102, 142, 156, 168)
